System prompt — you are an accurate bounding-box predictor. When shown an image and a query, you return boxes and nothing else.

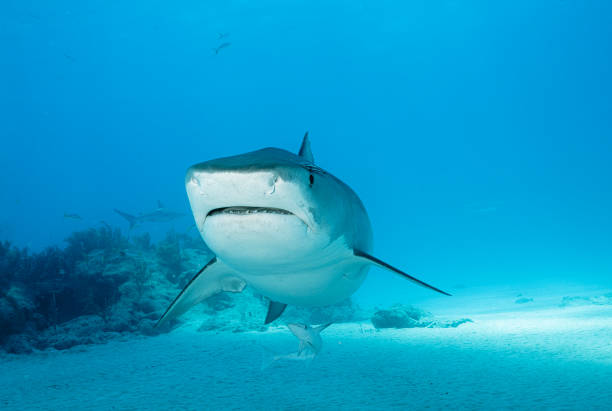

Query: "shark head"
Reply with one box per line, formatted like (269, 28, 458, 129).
(185, 135, 372, 273)
(155, 134, 450, 329)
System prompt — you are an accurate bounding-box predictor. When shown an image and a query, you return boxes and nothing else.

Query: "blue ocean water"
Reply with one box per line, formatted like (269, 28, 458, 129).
(1, 1, 612, 409)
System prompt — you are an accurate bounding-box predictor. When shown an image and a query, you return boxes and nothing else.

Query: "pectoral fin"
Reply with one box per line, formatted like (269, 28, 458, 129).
(297, 341, 306, 356)
(156, 257, 246, 328)
(314, 322, 333, 334)
(264, 300, 287, 324)
(354, 249, 451, 296)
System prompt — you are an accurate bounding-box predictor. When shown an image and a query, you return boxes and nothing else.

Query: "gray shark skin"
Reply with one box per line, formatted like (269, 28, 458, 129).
(287, 323, 331, 355)
(260, 323, 330, 369)
(156, 133, 450, 328)
(114, 201, 186, 229)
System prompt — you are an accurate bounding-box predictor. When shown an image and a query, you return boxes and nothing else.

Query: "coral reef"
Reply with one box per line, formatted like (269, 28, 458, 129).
(371, 305, 427, 328)
(0, 227, 185, 354)
(64, 226, 128, 265)
(2, 225, 466, 355)
(155, 230, 184, 283)
(559, 293, 612, 307)
(192, 291, 366, 334)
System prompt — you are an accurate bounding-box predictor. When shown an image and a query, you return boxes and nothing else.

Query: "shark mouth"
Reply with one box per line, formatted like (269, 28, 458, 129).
(207, 206, 294, 218)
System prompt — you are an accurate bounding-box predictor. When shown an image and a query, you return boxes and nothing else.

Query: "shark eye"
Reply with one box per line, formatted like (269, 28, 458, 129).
(309, 174, 314, 186)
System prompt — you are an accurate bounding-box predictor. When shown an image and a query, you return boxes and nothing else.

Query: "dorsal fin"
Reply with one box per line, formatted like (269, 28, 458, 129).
(298, 131, 314, 163)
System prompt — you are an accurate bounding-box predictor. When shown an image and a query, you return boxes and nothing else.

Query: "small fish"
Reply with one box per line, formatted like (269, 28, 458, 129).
(218, 32, 230, 40)
(213, 42, 231, 55)
(64, 213, 82, 220)
(287, 323, 332, 355)
(260, 323, 331, 370)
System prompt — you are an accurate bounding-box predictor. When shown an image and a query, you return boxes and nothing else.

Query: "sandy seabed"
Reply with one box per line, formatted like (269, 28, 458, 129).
(1, 304, 611, 410)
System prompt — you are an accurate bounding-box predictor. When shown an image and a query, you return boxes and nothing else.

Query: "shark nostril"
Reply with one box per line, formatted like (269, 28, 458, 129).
(266, 175, 278, 195)
(190, 176, 201, 186)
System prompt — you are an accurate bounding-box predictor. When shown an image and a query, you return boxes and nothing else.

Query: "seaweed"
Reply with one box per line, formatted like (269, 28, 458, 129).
(132, 232, 152, 251)
(133, 261, 151, 300)
(64, 226, 128, 267)
(156, 230, 183, 283)
(0, 228, 129, 348)
(0, 240, 19, 289)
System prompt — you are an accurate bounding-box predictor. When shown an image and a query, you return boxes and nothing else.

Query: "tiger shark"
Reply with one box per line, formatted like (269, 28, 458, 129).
(114, 201, 186, 229)
(156, 133, 449, 328)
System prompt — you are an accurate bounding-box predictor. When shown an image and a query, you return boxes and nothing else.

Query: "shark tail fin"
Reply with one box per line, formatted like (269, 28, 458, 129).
(314, 323, 333, 334)
(354, 249, 451, 296)
(114, 209, 137, 229)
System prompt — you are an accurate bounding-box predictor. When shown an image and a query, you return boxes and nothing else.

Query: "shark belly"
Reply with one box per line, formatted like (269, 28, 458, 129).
(241, 260, 370, 306)
(202, 212, 313, 269)
(201, 212, 370, 306)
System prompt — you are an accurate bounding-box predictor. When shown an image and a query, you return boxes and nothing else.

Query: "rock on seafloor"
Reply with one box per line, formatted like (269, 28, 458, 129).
(370, 304, 472, 329)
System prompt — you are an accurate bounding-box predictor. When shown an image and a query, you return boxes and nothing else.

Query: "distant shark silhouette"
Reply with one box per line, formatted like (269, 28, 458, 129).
(156, 133, 450, 328)
(114, 201, 186, 229)
(213, 42, 230, 55)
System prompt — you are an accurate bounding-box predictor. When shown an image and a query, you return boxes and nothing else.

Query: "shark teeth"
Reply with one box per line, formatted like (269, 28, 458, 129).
(208, 207, 293, 217)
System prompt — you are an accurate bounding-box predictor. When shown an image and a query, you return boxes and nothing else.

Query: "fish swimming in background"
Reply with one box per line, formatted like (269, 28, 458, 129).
(63, 213, 82, 220)
(99, 220, 112, 230)
(114, 201, 186, 229)
(213, 42, 231, 55)
(218, 32, 230, 40)
(156, 133, 450, 329)
(260, 323, 331, 369)
(287, 323, 332, 356)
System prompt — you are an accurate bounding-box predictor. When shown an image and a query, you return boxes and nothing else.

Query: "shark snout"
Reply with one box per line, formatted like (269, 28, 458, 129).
(186, 166, 315, 231)
(186, 168, 282, 210)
